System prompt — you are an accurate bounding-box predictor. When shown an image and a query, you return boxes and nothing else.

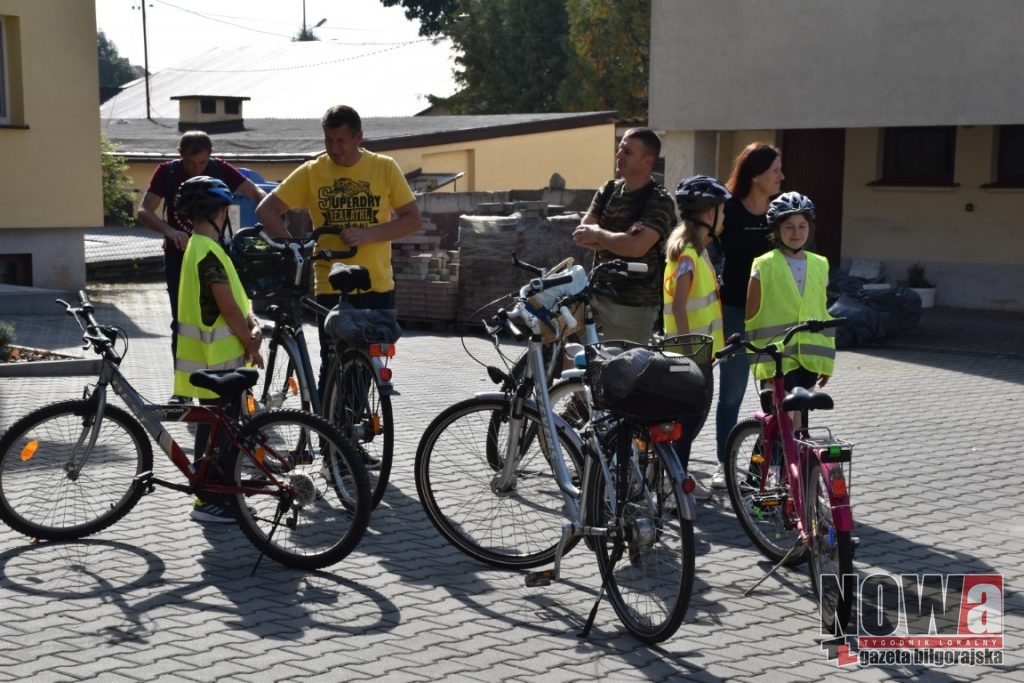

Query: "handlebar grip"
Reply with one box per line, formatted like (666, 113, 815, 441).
(807, 317, 849, 332)
(625, 262, 648, 274)
(559, 304, 577, 331)
(540, 273, 574, 289)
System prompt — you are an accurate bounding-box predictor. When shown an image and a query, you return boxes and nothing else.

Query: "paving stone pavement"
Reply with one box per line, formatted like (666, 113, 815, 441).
(0, 282, 1022, 682)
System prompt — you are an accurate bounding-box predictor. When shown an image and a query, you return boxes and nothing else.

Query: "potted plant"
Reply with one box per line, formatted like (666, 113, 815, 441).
(906, 262, 936, 308)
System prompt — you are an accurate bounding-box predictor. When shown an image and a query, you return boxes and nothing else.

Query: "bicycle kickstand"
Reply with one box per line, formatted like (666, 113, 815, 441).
(743, 538, 806, 597)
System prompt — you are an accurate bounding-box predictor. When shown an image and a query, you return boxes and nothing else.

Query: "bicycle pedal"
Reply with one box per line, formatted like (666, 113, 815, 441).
(525, 569, 556, 587)
(752, 492, 785, 507)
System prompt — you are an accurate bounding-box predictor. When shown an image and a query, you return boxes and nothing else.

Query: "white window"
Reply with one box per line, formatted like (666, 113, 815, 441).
(0, 18, 9, 124)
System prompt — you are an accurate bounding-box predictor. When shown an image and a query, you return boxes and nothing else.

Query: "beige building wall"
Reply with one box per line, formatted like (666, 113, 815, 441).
(650, 0, 1024, 130)
(0, 0, 101, 290)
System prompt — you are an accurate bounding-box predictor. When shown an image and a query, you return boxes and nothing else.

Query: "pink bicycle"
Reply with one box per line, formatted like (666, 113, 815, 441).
(718, 318, 854, 635)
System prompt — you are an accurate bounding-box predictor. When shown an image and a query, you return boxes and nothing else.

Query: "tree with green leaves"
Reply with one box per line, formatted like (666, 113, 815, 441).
(100, 134, 135, 226)
(382, 0, 649, 117)
(97, 31, 137, 89)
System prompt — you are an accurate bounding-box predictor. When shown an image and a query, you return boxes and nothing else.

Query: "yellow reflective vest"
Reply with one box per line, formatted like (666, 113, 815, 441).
(173, 235, 251, 399)
(663, 243, 724, 351)
(745, 249, 835, 381)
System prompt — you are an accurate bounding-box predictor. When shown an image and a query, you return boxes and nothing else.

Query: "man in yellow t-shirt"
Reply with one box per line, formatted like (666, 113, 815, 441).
(257, 105, 421, 390)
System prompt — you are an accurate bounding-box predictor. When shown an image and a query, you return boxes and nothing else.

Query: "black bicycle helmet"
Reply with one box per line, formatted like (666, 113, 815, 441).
(176, 175, 234, 221)
(767, 191, 816, 227)
(674, 174, 732, 216)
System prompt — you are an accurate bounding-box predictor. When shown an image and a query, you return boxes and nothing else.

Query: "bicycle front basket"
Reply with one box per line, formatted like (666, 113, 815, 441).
(229, 227, 310, 299)
(585, 335, 713, 425)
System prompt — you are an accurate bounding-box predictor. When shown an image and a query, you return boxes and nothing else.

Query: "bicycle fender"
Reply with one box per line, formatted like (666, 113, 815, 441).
(656, 442, 697, 521)
(471, 391, 585, 453)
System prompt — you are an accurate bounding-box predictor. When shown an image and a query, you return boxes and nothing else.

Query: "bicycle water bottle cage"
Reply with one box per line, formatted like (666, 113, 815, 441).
(328, 264, 371, 294)
(782, 386, 834, 412)
(189, 368, 260, 401)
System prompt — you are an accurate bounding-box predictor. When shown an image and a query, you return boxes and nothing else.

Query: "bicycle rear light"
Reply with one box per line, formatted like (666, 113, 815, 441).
(830, 468, 848, 498)
(648, 422, 682, 442)
(683, 476, 696, 494)
(369, 343, 395, 357)
(378, 367, 393, 382)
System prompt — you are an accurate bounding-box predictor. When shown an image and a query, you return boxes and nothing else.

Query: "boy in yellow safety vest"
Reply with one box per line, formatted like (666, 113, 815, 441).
(173, 176, 265, 523)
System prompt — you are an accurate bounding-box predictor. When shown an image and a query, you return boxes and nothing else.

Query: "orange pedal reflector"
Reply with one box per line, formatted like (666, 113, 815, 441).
(246, 394, 256, 414)
(287, 376, 298, 395)
(372, 414, 382, 435)
(20, 441, 39, 462)
(254, 447, 266, 464)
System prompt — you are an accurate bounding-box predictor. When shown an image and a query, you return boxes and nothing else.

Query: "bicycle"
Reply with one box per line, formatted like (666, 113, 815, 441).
(0, 292, 371, 571)
(415, 261, 710, 642)
(231, 226, 398, 509)
(717, 318, 854, 635)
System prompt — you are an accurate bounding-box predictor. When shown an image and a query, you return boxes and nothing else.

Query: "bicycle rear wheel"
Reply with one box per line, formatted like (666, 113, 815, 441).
(416, 396, 582, 569)
(257, 334, 311, 413)
(0, 400, 152, 540)
(586, 426, 694, 643)
(725, 419, 806, 565)
(323, 350, 393, 509)
(231, 410, 370, 570)
(805, 460, 855, 635)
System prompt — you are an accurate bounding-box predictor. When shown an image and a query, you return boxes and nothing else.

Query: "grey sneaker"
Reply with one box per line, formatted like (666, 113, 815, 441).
(711, 463, 727, 489)
(190, 499, 236, 523)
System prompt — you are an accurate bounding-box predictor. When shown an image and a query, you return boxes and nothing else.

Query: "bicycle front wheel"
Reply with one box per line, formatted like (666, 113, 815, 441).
(231, 410, 370, 570)
(725, 419, 806, 565)
(0, 400, 152, 540)
(257, 334, 311, 413)
(586, 428, 694, 643)
(323, 350, 393, 509)
(805, 460, 855, 636)
(416, 396, 582, 569)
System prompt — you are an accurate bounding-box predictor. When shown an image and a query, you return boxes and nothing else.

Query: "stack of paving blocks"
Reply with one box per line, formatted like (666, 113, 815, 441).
(393, 217, 459, 323)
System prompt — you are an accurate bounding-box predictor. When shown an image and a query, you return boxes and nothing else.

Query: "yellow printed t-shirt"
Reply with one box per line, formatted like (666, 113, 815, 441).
(272, 150, 416, 295)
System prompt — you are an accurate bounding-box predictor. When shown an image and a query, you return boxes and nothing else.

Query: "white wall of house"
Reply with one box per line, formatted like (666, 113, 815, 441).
(649, 0, 1024, 310)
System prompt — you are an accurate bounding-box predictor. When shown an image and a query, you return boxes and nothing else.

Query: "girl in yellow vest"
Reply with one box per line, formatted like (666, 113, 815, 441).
(173, 176, 264, 523)
(745, 192, 836, 394)
(663, 175, 731, 499)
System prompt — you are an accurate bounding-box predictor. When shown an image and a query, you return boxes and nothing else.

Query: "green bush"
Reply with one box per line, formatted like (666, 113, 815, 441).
(0, 321, 15, 361)
(101, 133, 136, 226)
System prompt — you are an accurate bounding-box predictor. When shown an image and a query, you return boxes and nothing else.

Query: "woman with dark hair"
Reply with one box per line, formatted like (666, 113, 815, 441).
(710, 142, 784, 489)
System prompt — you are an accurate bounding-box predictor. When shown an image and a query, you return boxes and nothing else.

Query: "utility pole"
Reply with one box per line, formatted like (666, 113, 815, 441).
(133, 2, 152, 120)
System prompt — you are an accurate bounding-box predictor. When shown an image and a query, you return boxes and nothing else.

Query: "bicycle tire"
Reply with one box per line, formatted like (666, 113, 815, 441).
(0, 400, 152, 540)
(257, 333, 311, 413)
(585, 426, 694, 642)
(805, 459, 855, 636)
(724, 419, 806, 565)
(485, 374, 590, 472)
(322, 350, 393, 509)
(230, 409, 370, 570)
(416, 396, 583, 569)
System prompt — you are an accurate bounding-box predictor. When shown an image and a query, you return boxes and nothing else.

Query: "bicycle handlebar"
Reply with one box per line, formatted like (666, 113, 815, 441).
(56, 291, 119, 355)
(254, 224, 358, 262)
(714, 317, 849, 362)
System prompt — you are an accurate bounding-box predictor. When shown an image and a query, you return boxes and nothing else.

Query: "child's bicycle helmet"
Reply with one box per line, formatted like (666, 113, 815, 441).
(176, 175, 234, 221)
(766, 191, 816, 227)
(674, 174, 732, 216)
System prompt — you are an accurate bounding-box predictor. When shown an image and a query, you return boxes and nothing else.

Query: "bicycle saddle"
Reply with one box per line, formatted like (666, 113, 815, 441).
(328, 264, 372, 293)
(782, 386, 834, 412)
(189, 367, 259, 398)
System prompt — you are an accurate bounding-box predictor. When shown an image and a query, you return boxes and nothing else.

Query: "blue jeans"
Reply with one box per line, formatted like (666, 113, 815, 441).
(716, 304, 750, 463)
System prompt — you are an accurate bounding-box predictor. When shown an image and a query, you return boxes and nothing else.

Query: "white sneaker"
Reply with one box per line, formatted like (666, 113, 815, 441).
(711, 463, 727, 489)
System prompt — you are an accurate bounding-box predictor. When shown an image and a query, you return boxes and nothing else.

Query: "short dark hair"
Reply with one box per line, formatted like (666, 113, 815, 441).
(321, 105, 362, 133)
(725, 142, 780, 199)
(623, 127, 662, 159)
(178, 130, 212, 155)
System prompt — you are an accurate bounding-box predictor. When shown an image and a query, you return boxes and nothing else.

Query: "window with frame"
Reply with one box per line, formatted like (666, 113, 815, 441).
(995, 125, 1024, 187)
(200, 98, 216, 114)
(878, 126, 957, 186)
(225, 99, 240, 115)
